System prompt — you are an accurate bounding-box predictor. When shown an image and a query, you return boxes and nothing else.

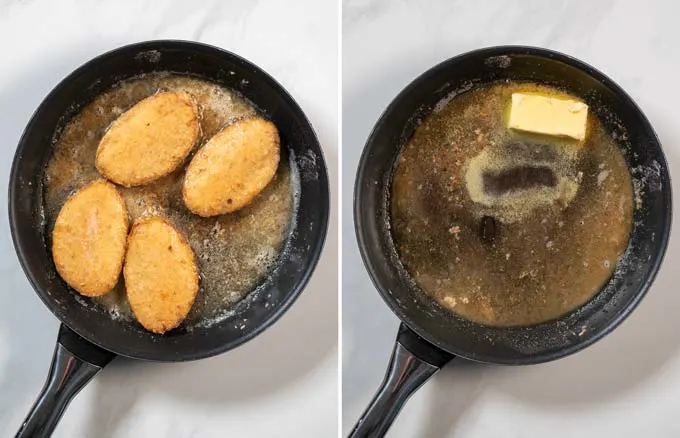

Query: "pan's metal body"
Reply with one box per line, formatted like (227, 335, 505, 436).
(350, 46, 671, 437)
(10, 40, 329, 436)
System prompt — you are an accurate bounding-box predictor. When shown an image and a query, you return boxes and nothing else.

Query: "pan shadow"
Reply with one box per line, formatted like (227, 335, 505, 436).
(418, 360, 489, 437)
(81, 360, 139, 438)
(344, 50, 680, 436)
(0, 44, 337, 436)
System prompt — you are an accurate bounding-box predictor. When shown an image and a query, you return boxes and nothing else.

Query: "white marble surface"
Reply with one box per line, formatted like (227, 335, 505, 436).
(0, 0, 338, 437)
(343, 0, 680, 436)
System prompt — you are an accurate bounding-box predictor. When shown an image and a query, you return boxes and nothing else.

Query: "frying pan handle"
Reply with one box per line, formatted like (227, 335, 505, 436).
(348, 324, 454, 438)
(15, 324, 115, 438)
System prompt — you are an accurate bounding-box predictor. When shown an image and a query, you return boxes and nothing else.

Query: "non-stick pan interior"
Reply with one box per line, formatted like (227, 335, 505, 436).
(10, 41, 329, 361)
(355, 46, 671, 364)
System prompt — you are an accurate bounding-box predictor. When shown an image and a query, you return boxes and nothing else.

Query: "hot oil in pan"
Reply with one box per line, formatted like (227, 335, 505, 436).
(44, 73, 296, 327)
(390, 82, 634, 326)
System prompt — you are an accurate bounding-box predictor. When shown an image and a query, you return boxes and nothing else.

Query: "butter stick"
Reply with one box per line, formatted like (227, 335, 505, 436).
(507, 93, 588, 141)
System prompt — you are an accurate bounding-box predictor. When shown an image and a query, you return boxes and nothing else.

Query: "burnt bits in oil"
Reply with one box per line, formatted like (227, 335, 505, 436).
(44, 74, 296, 326)
(482, 164, 557, 196)
(390, 82, 633, 326)
(479, 215, 497, 244)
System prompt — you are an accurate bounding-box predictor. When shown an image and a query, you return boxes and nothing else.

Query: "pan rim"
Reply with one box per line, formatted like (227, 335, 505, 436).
(354, 44, 673, 365)
(9, 39, 330, 362)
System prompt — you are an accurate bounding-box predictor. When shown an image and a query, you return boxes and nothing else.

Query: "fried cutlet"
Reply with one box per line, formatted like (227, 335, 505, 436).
(52, 179, 128, 296)
(183, 117, 280, 217)
(124, 217, 198, 334)
(96, 91, 199, 187)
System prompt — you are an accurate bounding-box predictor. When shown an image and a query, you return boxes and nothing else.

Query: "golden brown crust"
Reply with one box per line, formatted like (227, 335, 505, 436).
(52, 179, 129, 297)
(123, 217, 199, 334)
(183, 117, 280, 217)
(95, 91, 199, 187)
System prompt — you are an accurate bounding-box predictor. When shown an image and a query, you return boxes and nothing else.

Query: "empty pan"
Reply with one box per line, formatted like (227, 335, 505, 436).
(10, 40, 329, 436)
(350, 46, 671, 437)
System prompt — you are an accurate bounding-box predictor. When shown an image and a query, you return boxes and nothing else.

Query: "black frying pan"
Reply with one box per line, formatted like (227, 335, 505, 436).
(10, 40, 329, 436)
(350, 46, 672, 437)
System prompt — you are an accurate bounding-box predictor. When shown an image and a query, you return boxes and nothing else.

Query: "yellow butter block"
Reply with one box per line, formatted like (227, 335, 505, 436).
(507, 93, 588, 141)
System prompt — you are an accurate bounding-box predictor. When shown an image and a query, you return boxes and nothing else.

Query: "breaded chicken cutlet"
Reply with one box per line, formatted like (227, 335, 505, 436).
(183, 117, 280, 217)
(96, 91, 199, 187)
(124, 217, 199, 334)
(52, 180, 128, 297)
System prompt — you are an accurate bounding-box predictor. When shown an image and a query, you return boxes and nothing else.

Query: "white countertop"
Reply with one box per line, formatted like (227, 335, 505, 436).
(343, 0, 680, 437)
(0, 0, 338, 436)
